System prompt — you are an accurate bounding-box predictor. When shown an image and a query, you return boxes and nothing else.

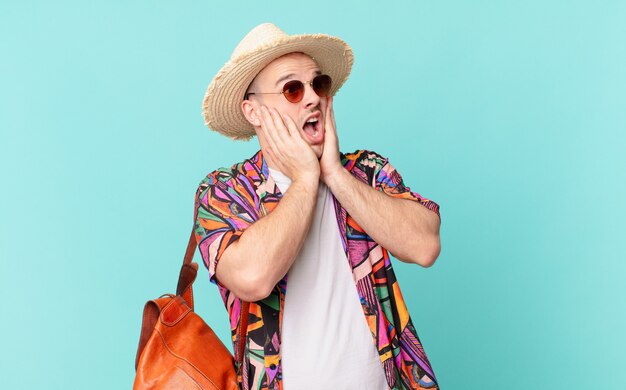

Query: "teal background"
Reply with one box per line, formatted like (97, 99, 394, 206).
(1, 0, 624, 388)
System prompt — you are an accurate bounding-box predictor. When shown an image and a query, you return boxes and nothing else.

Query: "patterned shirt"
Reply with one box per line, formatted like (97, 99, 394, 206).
(194, 148, 441, 390)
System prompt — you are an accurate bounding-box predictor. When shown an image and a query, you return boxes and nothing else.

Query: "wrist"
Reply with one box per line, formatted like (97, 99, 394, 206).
(322, 165, 347, 188)
(293, 173, 320, 188)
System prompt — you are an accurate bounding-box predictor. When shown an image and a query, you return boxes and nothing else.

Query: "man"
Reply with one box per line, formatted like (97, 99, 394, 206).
(194, 23, 441, 390)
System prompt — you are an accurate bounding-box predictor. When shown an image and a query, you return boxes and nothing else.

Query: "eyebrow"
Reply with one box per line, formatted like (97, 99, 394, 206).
(274, 70, 322, 87)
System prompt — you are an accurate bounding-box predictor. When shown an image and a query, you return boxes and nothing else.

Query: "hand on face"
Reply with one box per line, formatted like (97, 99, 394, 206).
(257, 96, 343, 185)
(257, 105, 320, 182)
(318, 95, 343, 183)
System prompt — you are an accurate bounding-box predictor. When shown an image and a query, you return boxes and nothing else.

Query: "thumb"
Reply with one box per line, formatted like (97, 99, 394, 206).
(325, 96, 333, 127)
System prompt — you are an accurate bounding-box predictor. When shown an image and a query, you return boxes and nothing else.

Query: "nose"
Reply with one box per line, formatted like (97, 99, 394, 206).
(301, 81, 320, 109)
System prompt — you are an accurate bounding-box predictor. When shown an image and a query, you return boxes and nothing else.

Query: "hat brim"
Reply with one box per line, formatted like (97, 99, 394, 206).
(202, 33, 354, 141)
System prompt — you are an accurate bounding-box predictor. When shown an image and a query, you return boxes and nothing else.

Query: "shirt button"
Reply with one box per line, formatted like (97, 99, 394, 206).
(269, 363, 276, 370)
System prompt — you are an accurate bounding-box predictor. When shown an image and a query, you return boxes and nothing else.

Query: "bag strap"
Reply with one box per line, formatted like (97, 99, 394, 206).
(176, 226, 250, 364)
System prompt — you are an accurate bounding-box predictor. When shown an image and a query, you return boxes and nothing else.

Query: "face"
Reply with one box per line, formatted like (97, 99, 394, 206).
(242, 52, 327, 159)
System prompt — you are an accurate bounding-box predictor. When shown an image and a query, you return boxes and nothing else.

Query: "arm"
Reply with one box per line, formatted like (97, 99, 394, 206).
(324, 165, 441, 267)
(197, 105, 322, 302)
(216, 177, 319, 301)
(316, 98, 440, 267)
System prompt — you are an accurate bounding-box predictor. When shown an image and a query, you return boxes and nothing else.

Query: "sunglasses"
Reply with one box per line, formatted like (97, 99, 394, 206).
(245, 74, 332, 103)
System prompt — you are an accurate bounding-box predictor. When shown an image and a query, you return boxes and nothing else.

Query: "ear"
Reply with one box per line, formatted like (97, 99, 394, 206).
(241, 99, 261, 127)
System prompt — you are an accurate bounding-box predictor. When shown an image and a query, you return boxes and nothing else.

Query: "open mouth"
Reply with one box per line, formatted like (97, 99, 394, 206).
(302, 112, 323, 142)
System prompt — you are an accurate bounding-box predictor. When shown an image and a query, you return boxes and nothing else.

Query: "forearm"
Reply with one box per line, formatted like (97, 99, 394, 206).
(216, 177, 319, 300)
(325, 167, 440, 266)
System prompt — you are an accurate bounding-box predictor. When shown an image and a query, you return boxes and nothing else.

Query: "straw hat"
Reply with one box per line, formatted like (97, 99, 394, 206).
(201, 22, 354, 141)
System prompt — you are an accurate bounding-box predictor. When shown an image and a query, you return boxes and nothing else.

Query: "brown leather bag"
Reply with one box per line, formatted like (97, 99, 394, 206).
(133, 227, 250, 389)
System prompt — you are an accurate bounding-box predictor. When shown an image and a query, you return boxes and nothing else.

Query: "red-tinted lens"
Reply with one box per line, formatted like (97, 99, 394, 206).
(282, 80, 305, 103)
(312, 75, 332, 97)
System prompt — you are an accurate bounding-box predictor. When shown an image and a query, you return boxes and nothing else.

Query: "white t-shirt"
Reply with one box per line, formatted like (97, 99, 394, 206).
(268, 167, 389, 390)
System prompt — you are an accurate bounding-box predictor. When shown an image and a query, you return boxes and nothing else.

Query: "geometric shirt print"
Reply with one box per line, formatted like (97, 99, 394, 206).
(194, 148, 441, 389)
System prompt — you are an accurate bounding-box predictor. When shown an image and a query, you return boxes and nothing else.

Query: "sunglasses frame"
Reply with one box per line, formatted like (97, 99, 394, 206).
(245, 74, 332, 103)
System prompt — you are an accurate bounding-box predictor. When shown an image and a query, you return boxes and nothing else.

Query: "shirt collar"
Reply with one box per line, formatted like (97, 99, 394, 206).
(247, 147, 348, 195)
(246, 148, 280, 200)
(251, 148, 348, 178)
(251, 148, 269, 182)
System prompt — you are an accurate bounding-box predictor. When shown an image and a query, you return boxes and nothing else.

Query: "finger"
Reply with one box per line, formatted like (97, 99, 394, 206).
(281, 113, 300, 139)
(323, 97, 332, 133)
(328, 96, 336, 128)
(282, 113, 306, 144)
(266, 107, 293, 163)
(324, 96, 332, 127)
(262, 106, 282, 142)
(325, 97, 339, 148)
(259, 106, 281, 152)
(267, 107, 291, 139)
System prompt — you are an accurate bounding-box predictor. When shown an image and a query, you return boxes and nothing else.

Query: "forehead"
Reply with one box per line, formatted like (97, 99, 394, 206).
(256, 52, 320, 83)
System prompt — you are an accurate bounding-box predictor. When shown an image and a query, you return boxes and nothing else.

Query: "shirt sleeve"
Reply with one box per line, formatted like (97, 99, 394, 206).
(193, 172, 253, 287)
(374, 153, 441, 220)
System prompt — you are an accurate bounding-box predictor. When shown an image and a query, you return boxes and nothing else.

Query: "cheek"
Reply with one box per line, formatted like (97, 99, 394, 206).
(271, 104, 298, 125)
